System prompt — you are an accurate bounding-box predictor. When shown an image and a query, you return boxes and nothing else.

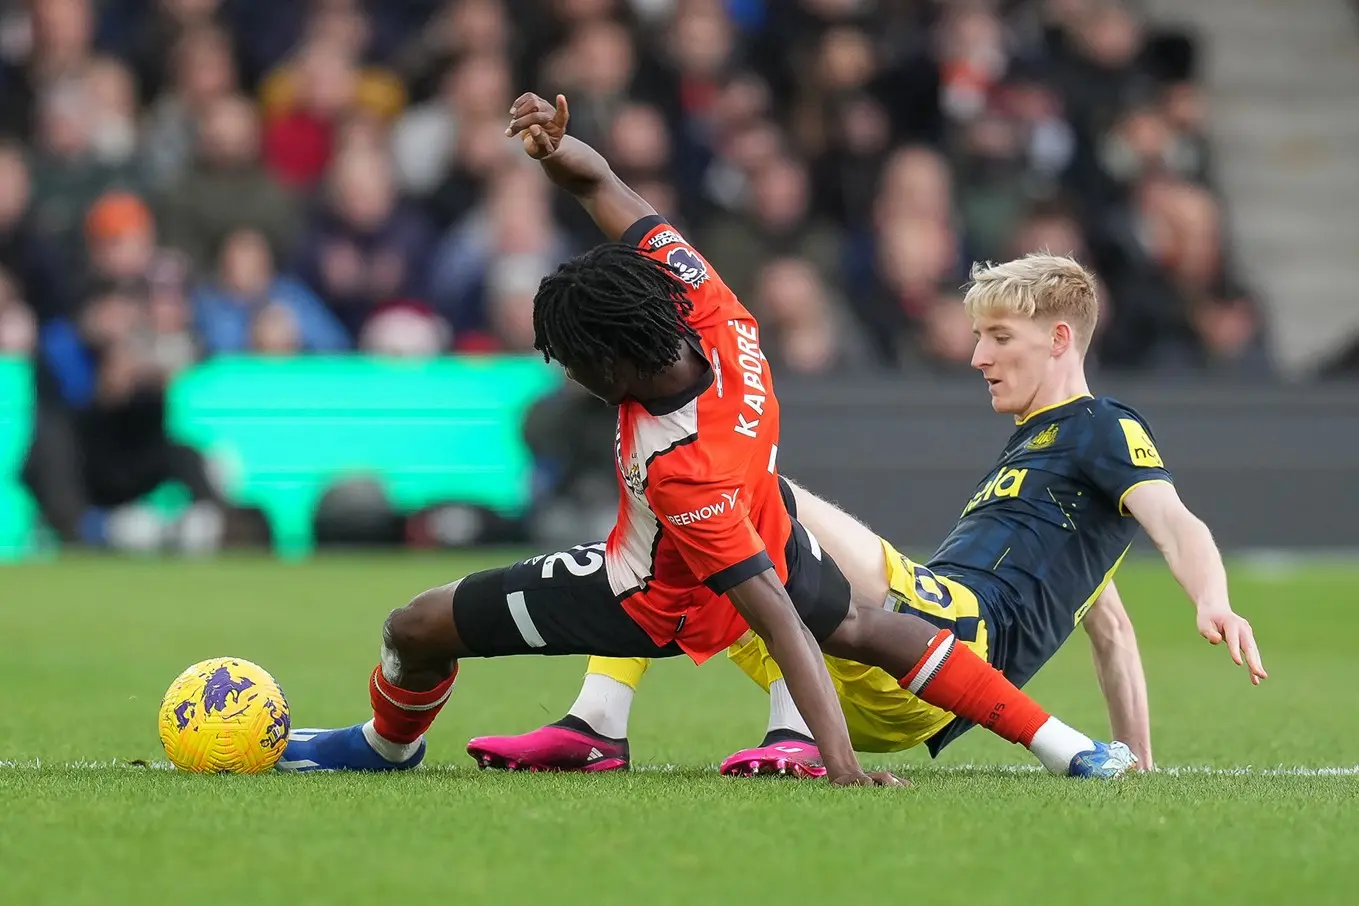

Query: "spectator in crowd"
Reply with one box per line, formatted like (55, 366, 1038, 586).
(126, 0, 224, 98)
(158, 94, 300, 274)
(752, 257, 868, 376)
(865, 213, 962, 366)
(540, 18, 646, 152)
(394, 0, 513, 102)
(141, 253, 201, 376)
(28, 270, 224, 552)
(140, 23, 240, 191)
(698, 152, 844, 303)
(248, 300, 304, 356)
(29, 74, 143, 270)
(792, 25, 880, 160)
(699, 117, 783, 220)
(0, 0, 97, 139)
(194, 228, 350, 354)
(427, 162, 567, 348)
(810, 92, 893, 230)
(604, 100, 671, 185)
(0, 142, 70, 321)
(260, 37, 405, 190)
(918, 291, 981, 373)
(419, 110, 520, 232)
(1054, 0, 1156, 201)
(482, 252, 539, 353)
(358, 300, 451, 357)
(79, 190, 152, 283)
(0, 266, 38, 354)
(952, 108, 1031, 264)
(1187, 285, 1272, 375)
(77, 191, 200, 376)
(82, 56, 140, 169)
(79, 190, 162, 291)
(390, 50, 513, 198)
(1159, 79, 1212, 187)
(294, 145, 436, 338)
(842, 145, 962, 365)
(935, 4, 1009, 127)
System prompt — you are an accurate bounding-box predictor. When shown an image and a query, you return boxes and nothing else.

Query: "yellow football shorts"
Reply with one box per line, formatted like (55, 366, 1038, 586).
(727, 538, 989, 753)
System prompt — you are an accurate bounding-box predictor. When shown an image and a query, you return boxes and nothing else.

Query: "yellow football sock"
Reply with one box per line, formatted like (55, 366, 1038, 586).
(585, 656, 651, 690)
(726, 631, 783, 691)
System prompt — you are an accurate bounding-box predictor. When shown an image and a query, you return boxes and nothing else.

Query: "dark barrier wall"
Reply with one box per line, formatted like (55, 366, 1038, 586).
(773, 377, 1359, 551)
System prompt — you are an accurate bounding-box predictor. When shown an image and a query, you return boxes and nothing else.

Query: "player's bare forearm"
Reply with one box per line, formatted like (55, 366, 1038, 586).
(725, 569, 862, 779)
(1124, 483, 1229, 611)
(539, 136, 656, 242)
(1160, 512, 1228, 612)
(1083, 584, 1153, 769)
(1124, 481, 1265, 681)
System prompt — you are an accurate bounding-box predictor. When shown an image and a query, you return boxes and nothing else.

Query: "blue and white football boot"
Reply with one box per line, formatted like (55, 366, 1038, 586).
(275, 721, 426, 773)
(1068, 740, 1138, 778)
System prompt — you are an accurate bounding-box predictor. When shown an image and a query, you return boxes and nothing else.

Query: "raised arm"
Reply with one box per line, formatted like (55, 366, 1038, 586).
(1081, 581, 1153, 769)
(506, 92, 656, 242)
(1122, 481, 1267, 684)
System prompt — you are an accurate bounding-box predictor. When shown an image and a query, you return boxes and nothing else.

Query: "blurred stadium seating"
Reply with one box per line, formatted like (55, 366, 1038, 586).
(0, 0, 1354, 556)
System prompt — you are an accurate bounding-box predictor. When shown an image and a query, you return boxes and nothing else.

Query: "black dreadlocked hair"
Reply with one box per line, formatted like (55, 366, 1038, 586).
(532, 243, 695, 378)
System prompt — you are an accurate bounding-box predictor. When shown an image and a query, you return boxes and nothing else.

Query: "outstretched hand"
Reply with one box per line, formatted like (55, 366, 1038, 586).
(506, 92, 570, 159)
(829, 770, 907, 788)
(1197, 605, 1267, 685)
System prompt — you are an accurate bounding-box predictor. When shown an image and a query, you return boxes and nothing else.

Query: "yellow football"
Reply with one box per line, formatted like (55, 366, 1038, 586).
(158, 657, 290, 773)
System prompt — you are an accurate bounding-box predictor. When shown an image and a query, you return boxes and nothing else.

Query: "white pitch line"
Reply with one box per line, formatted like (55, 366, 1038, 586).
(894, 763, 1359, 777)
(0, 760, 1356, 776)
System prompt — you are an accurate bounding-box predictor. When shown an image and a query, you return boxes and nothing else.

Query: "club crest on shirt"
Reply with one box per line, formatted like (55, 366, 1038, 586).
(666, 246, 709, 287)
(615, 425, 644, 497)
(1027, 423, 1060, 450)
(622, 460, 645, 498)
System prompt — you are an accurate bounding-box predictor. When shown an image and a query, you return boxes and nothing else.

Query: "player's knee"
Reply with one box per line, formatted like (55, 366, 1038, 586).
(383, 579, 463, 661)
(788, 489, 889, 607)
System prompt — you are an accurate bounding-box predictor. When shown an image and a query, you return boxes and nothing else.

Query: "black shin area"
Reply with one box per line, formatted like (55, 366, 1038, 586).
(449, 556, 683, 658)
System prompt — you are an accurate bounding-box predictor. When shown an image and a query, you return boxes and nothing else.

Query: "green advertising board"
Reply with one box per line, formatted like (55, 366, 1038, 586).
(167, 356, 561, 556)
(0, 355, 562, 559)
(0, 356, 34, 560)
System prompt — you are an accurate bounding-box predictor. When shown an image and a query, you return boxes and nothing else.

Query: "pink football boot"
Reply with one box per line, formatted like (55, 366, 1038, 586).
(467, 718, 629, 772)
(719, 738, 827, 779)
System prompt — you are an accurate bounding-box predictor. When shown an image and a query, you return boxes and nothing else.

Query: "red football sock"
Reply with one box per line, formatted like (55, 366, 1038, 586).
(900, 630, 1049, 746)
(369, 665, 457, 745)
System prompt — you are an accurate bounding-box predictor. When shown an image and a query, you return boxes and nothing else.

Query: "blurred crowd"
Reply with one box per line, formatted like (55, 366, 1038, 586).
(0, 0, 1274, 371)
(0, 0, 1278, 547)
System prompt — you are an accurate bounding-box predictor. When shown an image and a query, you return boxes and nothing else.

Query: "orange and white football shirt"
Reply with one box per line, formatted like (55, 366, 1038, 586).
(606, 215, 794, 663)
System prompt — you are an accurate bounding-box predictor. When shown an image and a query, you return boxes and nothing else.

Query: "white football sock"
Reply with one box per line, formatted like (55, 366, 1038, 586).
(567, 673, 634, 739)
(362, 719, 422, 763)
(1028, 717, 1096, 775)
(767, 678, 813, 739)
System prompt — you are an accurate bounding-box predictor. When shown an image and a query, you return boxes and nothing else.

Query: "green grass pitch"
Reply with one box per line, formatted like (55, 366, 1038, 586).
(1, 552, 1355, 905)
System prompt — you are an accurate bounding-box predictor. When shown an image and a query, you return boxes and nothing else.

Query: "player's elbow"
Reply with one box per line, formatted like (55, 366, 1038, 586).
(1083, 586, 1135, 647)
(726, 569, 803, 643)
(1085, 601, 1135, 652)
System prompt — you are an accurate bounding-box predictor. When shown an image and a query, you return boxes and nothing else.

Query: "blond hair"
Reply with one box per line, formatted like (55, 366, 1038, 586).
(964, 253, 1099, 351)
